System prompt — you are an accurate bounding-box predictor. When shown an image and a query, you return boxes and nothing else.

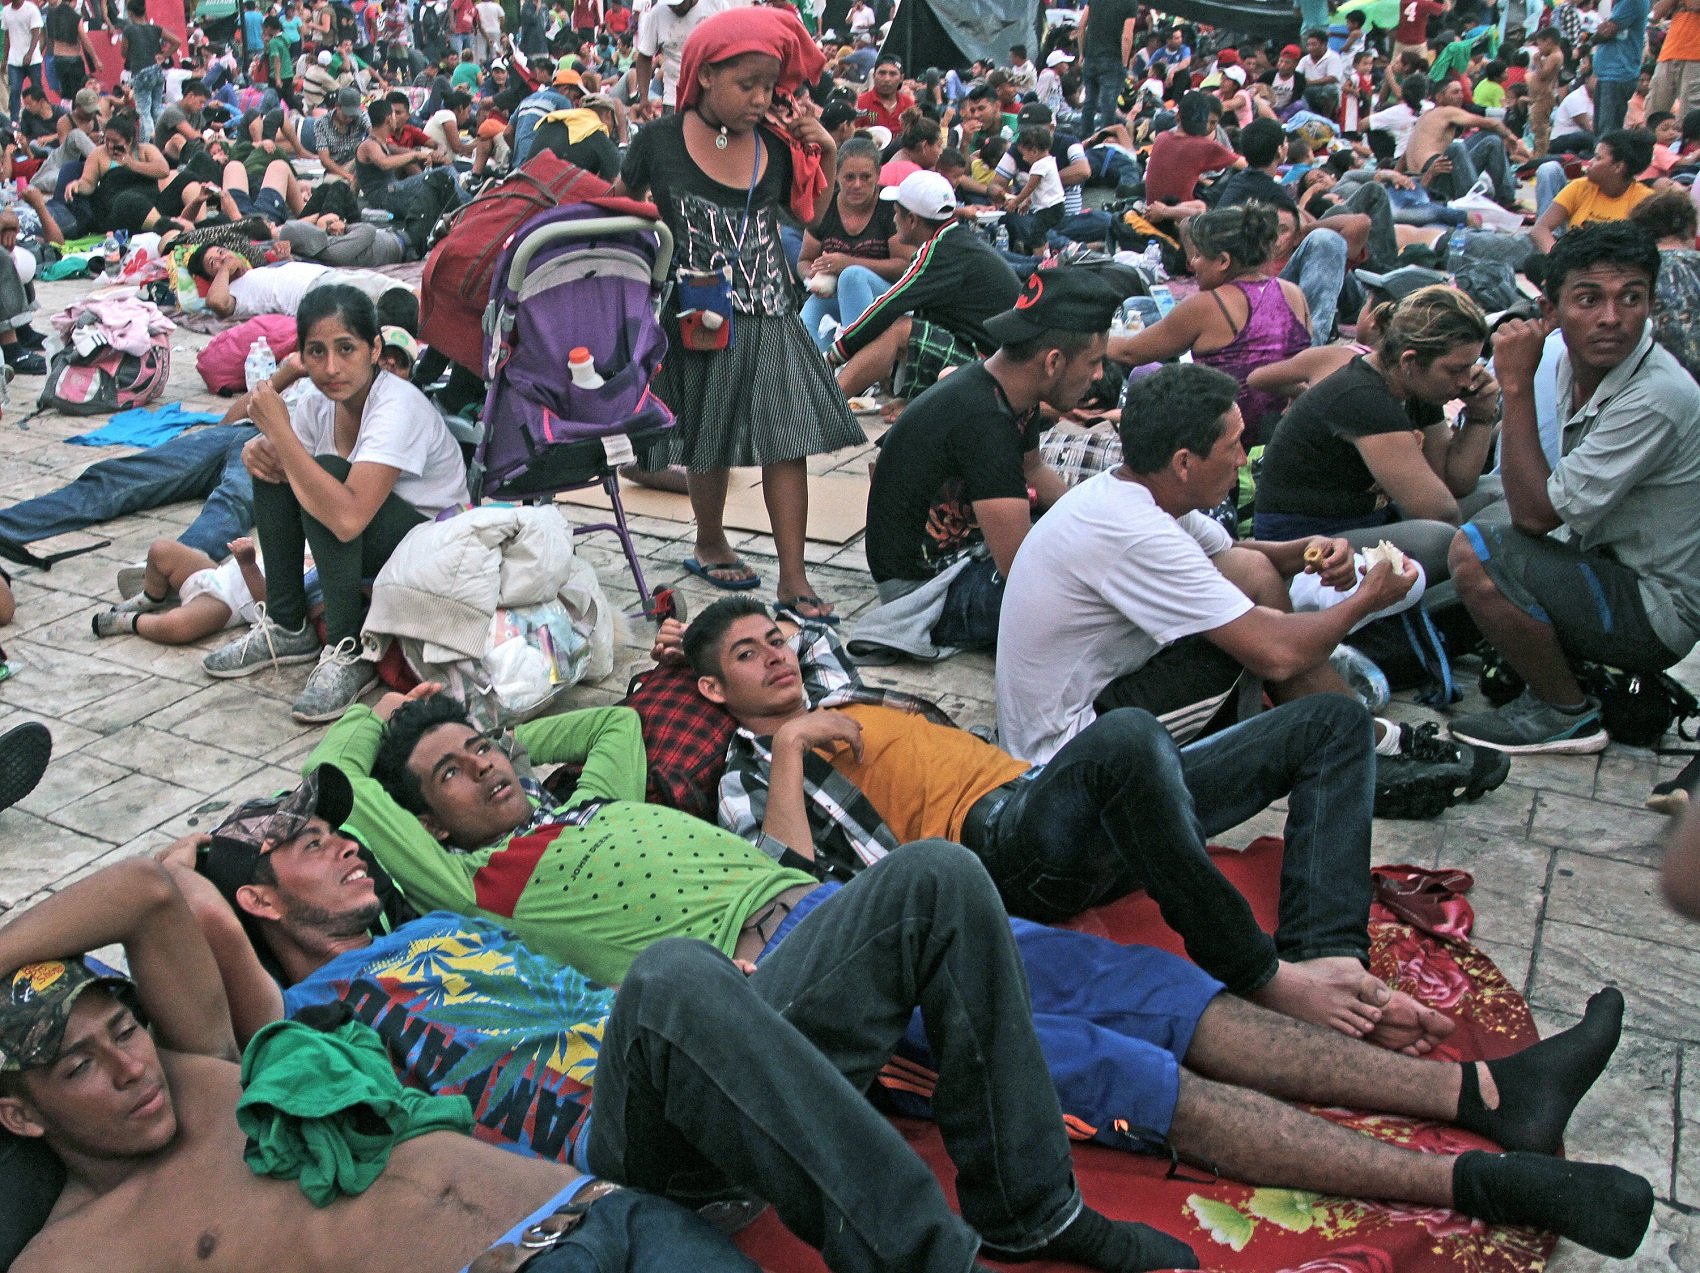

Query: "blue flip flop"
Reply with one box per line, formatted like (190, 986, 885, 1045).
(683, 556, 761, 591)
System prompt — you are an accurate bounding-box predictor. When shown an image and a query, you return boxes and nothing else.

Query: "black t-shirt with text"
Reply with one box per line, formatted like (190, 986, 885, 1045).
(865, 361, 1041, 582)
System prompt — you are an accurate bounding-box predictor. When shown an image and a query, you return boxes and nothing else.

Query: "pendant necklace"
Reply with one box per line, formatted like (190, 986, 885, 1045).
(700, 108, 729, 149)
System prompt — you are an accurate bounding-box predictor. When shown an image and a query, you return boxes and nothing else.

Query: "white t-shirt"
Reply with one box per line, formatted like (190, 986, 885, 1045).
(633, 0, 727, 105)
(847, 2, 873, 34)
(1553, 85, 1593, 137)
(995, 471, 1254, 763)
(1, 1, 43, 68)
(474, 0, 504, 39)
(227, 261, 332, 319)
(1366, 100, 1425, 158)
(1297, 49, 1348, 88)
(288, 370, 470, 518)
(995, 139, 1087, 214)
(424, 107, 460, 152)
(1019, 152, 1064, 211)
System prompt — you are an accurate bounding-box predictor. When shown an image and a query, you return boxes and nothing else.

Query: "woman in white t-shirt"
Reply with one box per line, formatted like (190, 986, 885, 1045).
(203, 284, 469, 723)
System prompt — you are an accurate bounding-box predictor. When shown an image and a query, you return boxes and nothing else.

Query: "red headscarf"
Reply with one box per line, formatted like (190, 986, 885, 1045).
(676, 6, 830, 223)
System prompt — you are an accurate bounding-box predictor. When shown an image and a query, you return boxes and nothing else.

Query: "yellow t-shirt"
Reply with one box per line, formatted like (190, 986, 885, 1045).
(828, 703, 1028, 843)
(1473, 79, 1505, 109)
(1552, 177, 1652, 229)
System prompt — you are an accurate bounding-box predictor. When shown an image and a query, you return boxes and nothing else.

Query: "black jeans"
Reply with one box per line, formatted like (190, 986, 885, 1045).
(252, 453, 425, 642)
(977, 696, 1375, 995)
(587, 843, 1081, 1273)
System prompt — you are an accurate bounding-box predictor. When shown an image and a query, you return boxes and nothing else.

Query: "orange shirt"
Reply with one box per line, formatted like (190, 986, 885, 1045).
(1552, 177, 1652, 229)
(828, 704, 1028, 843)
(1661, 11, 1700, 62)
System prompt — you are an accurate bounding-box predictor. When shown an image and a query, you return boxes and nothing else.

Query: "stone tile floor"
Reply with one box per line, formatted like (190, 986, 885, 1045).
(0, 275, 1695, 1270)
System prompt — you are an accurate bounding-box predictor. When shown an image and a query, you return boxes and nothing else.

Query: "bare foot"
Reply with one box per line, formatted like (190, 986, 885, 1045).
(1249, 957, 1384, 1039)
(1365, 988, 1458, 1056)
(619, 462, 690, 494)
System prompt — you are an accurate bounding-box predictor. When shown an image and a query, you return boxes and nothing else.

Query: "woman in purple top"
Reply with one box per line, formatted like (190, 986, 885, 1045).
(1105, 203, 1311, 446)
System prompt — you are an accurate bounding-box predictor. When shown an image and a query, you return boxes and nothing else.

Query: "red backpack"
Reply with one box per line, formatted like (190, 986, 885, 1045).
(419, 150, 613, 371)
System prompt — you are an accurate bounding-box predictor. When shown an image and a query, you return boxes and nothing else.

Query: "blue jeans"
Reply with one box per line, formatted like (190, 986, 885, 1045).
(6, 61, 43, 121)
(1437, 132, 1516, 204)
(799, 263, 884, 351)
(516, 1189, 758, 1273)
(1085, 144, 1141, 187)
(1593, 77, 1634, 136)
(0, 425, 257, 567)
(1535, 158, 1570, 216)
(131, 64, 165, 141)
(1281, 225, 1347, 345)
(978, 695, 1375, 993)
(928, 555, 1003, 650)
(1079, 54, 1125, 139)
(587, 845, 1086, 1273)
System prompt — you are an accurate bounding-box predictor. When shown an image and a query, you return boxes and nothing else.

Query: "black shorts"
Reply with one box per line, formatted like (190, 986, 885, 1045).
(1094, 634, 1253, 745)
(1461, 520, 1684, 672)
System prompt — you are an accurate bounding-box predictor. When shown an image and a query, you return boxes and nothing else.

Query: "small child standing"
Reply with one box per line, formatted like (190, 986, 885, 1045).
(92, 536, 268, 644)
(1007, 125, 1066, 253)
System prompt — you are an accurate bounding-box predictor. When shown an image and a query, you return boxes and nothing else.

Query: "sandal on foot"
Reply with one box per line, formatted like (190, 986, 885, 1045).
(683, 556, 761, 591)
(777, 594, 839, 626)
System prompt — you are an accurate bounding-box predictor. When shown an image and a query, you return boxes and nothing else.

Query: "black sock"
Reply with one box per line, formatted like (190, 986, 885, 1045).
(1452, 1150, 1653, 1258)
(981, 1206, 1199, 1272)
(1454, 986, 1622, 1154)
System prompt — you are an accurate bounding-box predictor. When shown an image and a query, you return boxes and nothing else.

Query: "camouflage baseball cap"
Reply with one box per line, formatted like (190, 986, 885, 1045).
(0, 959, 139, 1072)
(200, 766, 355, 908)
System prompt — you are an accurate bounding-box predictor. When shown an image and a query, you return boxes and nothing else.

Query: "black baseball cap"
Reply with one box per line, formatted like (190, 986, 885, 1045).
(1016, 102, 1054, 126)
(984, 266, 1126, 345)
(200, 765, 355, 908)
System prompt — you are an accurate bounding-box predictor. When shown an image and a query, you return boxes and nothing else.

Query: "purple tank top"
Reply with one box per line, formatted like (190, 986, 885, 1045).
(1194, 278, 1311, 445)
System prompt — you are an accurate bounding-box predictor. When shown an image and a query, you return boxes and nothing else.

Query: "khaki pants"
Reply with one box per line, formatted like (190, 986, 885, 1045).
(1648, 58, 1700, 116)
(1529, 89, 1555, 159)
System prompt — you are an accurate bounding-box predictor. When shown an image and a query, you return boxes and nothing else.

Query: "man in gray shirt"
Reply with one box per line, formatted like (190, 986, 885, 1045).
(1449, 222, 1700, 754)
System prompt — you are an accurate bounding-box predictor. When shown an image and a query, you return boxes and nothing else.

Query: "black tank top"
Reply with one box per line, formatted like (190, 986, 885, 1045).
(814, 194, 896, 259)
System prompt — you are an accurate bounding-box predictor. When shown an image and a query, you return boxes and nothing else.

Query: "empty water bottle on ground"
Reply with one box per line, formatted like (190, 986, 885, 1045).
(102, 233, 121, 278)
(244, 336, 277, 391)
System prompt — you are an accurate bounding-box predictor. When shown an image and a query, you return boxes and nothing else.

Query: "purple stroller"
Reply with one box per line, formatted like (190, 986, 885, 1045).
(471, 201, 677, 618)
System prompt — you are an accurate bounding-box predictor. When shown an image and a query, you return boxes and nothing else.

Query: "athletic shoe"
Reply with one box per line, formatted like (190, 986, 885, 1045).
(1374, 721, 1507, 819)
(1450, 690, 1609, 755)
(290, 638, 376, 724)
(0, 721, 51, 812)
(1330, 643, 1391, 711)
(202, 605, 321, 678)
(4, 348, 45, 376)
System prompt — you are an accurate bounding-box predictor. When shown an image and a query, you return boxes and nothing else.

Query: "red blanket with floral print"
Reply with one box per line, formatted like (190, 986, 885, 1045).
(733, 838, 1554, 1273)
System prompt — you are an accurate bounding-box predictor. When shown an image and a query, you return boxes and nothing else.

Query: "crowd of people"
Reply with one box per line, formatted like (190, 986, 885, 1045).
(0, 0, 1699, 1270)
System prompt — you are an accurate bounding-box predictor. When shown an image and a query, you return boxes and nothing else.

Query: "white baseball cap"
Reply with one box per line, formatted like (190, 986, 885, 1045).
(880, 169, 957, 219)
(1046, 49, 1074, 67)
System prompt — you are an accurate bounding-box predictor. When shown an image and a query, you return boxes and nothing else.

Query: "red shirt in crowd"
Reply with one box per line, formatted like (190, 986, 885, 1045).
(1143, 130, 1240, 203)
(856, 88, 915, 133)
(1394, 0, 1445, 46)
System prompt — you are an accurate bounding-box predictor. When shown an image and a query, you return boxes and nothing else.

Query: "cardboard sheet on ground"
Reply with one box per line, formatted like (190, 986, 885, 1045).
(734, 839, 1555, 1273)
(556, 470, 870, 545)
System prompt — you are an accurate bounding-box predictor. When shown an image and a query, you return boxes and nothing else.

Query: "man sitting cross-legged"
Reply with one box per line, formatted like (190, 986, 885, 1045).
(674, 596, 1450, 1052)
(0, 856, 756, 1273)
(293, 688, 1656, 1261)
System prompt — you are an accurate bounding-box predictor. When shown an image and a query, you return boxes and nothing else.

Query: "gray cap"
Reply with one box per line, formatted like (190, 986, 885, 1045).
(1353, 265, 1451, 304)
(336, 85, 362, 111)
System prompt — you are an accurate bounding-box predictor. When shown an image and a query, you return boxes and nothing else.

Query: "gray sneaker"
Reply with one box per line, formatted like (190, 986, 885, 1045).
(1449, 689, 1608, 755)
(291, 638, 377, 723)
(202, 605, 321, 678)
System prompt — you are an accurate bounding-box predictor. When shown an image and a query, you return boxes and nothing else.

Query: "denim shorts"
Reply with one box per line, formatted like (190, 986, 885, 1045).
(232, 187, 288, 224)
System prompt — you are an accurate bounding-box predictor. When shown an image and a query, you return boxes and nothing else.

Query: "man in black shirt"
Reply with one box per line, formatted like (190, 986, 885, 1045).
(14, 86, 62, 158)
(853, 267, 1121, 659)
(1078, 0, 1139, 137)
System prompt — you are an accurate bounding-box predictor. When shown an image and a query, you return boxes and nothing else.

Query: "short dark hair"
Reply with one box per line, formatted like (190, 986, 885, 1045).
(366, 100, 390, 128)
(373, 694, 475, 813)
(186, 243, 214, 278)
(1540, 220, 1661, 303)
(1303, 26, 1327, 42)
(21, 86, 45, 101)
(683, 596, 772, 678)
(1629, 187, 1697, 242)
(1596, 127, 1654, 179)
(445, 89, 472, 111)
(1118, 363, 1240, 474)
(1238, 117, 1286, 168)
(1010, 44, 1027, 57)
(387, 89, 411, 108)
(1016, 124, 1052, 152)
(183, 78, 209, 97)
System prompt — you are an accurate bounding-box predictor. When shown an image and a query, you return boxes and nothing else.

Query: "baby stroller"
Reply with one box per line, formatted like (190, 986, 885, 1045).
(469, 200, 678, 620)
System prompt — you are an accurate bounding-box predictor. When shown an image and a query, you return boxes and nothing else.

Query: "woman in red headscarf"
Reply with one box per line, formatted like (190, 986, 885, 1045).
(616, 5, 862, 621)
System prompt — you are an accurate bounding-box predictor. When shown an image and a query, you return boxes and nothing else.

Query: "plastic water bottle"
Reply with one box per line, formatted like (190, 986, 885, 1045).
(994, 221, 1010, 252)
(567, 347, 604, 390)
(244, 335, 277, 391)
(102, 233, 121, 278)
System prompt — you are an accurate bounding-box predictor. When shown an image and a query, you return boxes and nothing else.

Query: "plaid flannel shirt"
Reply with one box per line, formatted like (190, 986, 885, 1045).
(719, 619, 960, 880)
